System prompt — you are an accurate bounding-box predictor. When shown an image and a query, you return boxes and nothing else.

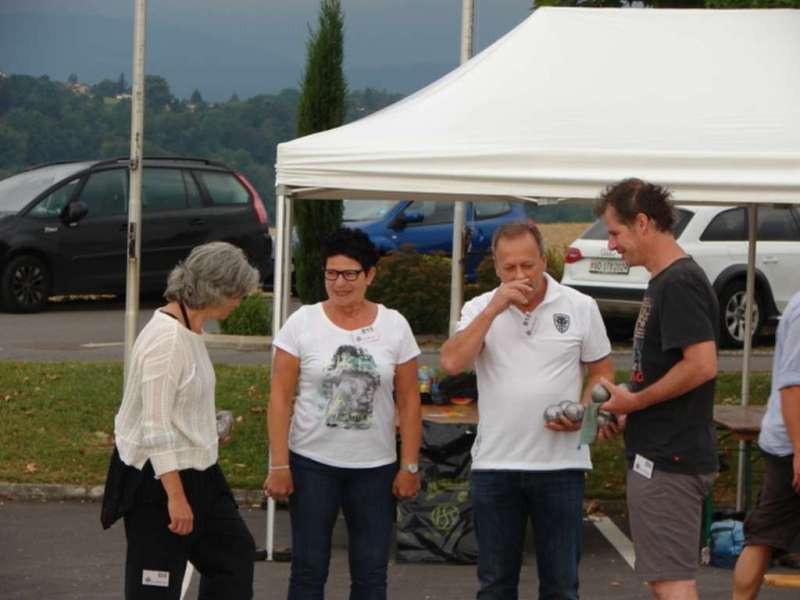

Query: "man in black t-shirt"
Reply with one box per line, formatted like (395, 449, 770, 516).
(594, 178, 719, 600)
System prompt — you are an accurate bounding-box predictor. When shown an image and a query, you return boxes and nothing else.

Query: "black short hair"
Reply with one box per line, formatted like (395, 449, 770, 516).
(322, 227, 380, 271)
(594, 178, 676, 233)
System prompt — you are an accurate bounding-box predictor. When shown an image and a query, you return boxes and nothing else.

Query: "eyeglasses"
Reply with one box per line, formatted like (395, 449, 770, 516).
(323, 268, 364, 281)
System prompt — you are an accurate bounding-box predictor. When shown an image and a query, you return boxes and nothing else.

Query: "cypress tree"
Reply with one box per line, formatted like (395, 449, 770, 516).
(293, 0, 347, 303)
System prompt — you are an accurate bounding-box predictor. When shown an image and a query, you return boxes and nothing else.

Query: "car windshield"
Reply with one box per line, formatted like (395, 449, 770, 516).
(581, 208, 695, 240)
(342, 199, 396, 222)
(0, 162, 94, 214)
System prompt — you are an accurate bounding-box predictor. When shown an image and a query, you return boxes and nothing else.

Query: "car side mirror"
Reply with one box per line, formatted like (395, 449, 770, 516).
(62, 201, 88, 224)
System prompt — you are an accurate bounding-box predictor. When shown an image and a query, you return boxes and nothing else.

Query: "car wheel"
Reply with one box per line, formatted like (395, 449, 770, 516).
(718, 280, 762, 349)
(0, 255, 51, 313)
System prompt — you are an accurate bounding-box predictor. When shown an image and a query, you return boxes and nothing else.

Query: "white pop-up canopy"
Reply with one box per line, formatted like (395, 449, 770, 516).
(277, 8, 800, 204)
(265, 7, 800, 558)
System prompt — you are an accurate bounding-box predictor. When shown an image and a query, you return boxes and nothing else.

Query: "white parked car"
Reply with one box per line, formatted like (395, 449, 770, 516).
(561, 205, 800, 347)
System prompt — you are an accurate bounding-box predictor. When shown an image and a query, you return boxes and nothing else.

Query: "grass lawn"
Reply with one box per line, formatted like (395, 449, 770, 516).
(0, 362, 771, 507)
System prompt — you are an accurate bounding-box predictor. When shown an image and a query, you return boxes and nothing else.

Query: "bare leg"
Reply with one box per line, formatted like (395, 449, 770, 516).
(733, 544, 773, 600)
(648, 579, 698, 600)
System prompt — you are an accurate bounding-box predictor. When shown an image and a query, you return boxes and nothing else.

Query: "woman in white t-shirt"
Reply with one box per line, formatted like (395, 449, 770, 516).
(103, 242, 259, 599)
(264, 228, 422, 600)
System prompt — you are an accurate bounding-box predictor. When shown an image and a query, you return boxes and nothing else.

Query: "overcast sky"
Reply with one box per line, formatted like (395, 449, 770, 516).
(0, 0, 533, 100)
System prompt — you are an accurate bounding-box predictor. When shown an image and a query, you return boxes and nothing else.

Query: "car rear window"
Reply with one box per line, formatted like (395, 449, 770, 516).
(701, 206, 800, 242)
(582, 208, 693, 240)
(196, 171, 249, 205)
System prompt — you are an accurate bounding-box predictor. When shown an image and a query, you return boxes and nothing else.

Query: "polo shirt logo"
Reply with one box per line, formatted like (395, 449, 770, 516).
(553, 313, 570, 333)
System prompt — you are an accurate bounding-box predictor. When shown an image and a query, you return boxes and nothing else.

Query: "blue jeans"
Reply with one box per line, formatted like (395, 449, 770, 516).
(470, 469, 585, 600)
(287, 452, 397, 600)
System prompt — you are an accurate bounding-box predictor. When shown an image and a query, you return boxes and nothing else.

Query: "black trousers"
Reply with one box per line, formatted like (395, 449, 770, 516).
(123, 462, 255, 599)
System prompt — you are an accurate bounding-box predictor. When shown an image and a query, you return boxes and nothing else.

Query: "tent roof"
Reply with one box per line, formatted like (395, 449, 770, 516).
(276, 8, 800, 204)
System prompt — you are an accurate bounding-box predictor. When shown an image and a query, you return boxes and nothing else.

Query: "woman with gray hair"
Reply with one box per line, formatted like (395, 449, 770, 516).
(102, 241, 259, 599)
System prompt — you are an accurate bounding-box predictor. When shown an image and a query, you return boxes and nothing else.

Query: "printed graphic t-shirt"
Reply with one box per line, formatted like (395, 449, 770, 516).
(273, 303, 420, 468)
(625, 257, 719, 474)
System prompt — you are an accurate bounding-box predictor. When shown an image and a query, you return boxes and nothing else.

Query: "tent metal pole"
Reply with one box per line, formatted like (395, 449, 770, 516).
(448, 0, 475, 335)
(123, 0, 147, 383)
(736, 204, 757, 512)
(266, 188, 290, 561)
(281, 194, 294, 325)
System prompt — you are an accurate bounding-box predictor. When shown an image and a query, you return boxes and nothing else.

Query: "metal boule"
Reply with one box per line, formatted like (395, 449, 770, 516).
(543, 404, 563, 423)
(591, 383, 610, 404)
(563, 402, 584, 422)
(216, 410, 234, 439)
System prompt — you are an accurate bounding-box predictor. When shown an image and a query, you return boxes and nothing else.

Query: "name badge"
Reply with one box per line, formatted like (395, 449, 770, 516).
(633, 454, 654, 479)
(142, 570, 169, 588)
(352, 326, 379, 344)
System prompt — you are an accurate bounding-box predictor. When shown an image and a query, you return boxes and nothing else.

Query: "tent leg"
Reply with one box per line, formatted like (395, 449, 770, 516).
(449, 201, 466, 335)
(736, 205, 757, 513)
(266, 189, 292, 561)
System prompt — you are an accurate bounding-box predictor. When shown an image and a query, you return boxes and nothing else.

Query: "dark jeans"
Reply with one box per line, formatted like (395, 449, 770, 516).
(288, 451, 397, 600)
(470, 469, 585, 600)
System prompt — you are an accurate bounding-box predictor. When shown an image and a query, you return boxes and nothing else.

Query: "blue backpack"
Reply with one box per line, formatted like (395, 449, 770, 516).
(709, 519, 745, 569)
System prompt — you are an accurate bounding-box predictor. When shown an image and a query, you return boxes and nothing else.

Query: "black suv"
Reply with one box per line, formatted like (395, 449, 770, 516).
(0, 157, 273, 312)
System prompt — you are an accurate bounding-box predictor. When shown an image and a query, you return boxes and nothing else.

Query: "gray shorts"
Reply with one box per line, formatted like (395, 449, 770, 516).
(626, 467, 715, 582)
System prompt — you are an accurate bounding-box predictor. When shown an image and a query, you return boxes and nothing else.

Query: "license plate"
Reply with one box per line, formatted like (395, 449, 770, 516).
(589, 259, 629, 275)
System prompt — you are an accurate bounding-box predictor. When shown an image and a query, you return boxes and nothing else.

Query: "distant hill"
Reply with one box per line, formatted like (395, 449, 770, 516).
(0, 73, 404, 216)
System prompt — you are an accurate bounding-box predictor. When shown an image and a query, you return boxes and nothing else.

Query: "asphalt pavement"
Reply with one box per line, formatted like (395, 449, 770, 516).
(0, 297, 775, 372)
(3, 499, 796, 600)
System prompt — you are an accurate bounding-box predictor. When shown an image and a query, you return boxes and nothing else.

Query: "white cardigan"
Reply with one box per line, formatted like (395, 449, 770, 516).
(114, 311, 218, 477)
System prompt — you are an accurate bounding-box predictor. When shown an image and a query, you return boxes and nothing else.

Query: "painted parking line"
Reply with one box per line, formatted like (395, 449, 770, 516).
(591, 516, 636, 570)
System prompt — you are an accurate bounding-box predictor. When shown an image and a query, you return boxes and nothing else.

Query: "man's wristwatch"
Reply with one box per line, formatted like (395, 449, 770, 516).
(401, 463, 419, 474)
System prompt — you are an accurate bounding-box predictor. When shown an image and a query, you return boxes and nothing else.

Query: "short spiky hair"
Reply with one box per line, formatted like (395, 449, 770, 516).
(321, 227, 379, 271)
(595, 178, 676, 233)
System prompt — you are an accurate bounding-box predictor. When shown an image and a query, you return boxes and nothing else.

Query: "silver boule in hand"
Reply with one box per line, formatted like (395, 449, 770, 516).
(543, 404, 563, 423)
(216, 410, 234, 439)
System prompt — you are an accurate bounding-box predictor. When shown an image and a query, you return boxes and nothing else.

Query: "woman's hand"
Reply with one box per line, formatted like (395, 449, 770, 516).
(167, 495, 194, 536)
(264, 469, 294, 503)
(393, 470, 420, 500)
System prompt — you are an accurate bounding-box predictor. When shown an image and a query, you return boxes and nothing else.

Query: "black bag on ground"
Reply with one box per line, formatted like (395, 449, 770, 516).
(396, 478, 478, 564)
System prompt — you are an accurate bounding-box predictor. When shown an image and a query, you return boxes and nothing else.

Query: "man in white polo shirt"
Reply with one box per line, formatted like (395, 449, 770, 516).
(441, 221, 613, 600)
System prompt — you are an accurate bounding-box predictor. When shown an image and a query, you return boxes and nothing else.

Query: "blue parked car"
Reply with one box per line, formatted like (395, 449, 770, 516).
(342, 199, 529, 281)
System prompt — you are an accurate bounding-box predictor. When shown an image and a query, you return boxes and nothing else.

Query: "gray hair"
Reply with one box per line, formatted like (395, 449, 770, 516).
(491, 221, 545, 258)
(164, 242, 260, 309)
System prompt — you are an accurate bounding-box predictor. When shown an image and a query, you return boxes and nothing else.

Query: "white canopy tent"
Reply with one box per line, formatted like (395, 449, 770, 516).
(267, 7, 800, 558)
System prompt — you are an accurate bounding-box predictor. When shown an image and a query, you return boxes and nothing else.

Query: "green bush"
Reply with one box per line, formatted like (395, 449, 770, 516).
(545, 244, 566, 283)
(219, 293, 272, 336)
(368, 248, 452, 334)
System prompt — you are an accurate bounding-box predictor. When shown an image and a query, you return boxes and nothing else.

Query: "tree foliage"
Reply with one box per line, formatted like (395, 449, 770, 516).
(293, 0, 348, 304)
(0, 73, 399, 213)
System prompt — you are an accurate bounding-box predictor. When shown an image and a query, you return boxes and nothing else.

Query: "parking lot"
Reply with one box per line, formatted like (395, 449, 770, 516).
(3, 499, 797, 599)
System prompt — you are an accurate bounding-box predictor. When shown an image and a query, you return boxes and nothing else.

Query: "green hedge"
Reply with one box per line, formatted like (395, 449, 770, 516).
(368, 249, 452, 334)
(219, 293, 272, 336)
(369, 246, 567, 334)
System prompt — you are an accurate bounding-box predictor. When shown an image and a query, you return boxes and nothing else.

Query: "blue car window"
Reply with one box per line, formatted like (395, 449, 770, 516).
(474, 201, 511, 220)
(406, 200, 453, 226)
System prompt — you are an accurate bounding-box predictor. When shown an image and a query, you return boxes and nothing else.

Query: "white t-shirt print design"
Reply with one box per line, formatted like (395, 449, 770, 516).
(321, 344, 381, 430)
